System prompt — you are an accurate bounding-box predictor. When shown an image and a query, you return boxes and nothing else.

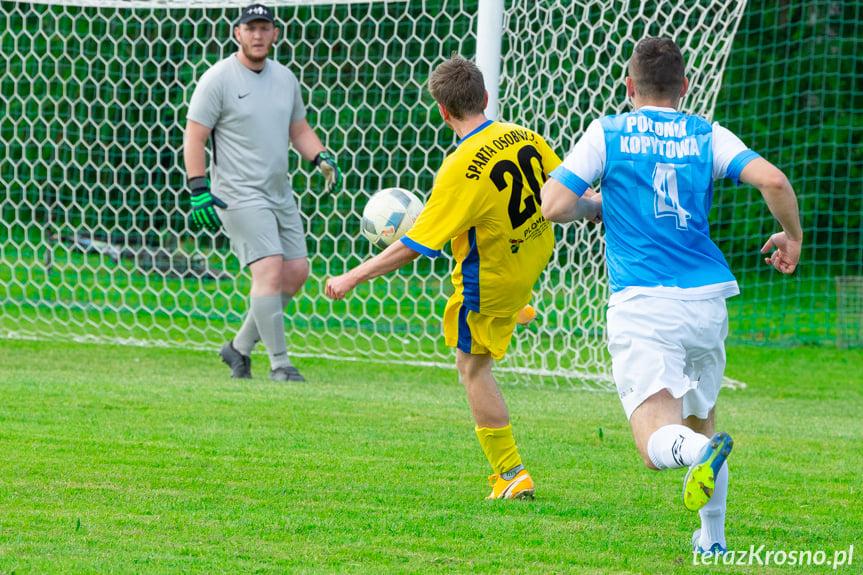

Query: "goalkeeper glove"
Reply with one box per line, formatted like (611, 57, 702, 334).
(313, 151, 343, 193)
(188, 177, 227, 232)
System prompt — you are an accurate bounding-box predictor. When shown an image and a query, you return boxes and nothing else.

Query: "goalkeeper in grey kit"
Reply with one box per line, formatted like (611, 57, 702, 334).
(183, 3, 342, 382)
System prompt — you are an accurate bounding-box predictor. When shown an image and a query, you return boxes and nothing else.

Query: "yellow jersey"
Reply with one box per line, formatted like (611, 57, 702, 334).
(402, 120, 560, 317)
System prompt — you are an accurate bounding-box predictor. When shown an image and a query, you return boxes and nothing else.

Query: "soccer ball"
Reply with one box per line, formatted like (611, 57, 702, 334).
(360, 187, 424, 249)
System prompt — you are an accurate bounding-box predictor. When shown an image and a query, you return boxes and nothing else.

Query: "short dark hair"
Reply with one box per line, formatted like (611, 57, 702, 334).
(628, 37, 685, 101)
(427, 57, 486, 120)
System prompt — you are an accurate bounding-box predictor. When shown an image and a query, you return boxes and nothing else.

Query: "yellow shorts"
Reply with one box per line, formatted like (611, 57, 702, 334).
(443, 295, 518, 360)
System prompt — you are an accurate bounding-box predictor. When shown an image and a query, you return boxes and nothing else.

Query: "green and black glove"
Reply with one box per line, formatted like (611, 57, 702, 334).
(313, 151, 343, 193)
(188, 177, 227, 232)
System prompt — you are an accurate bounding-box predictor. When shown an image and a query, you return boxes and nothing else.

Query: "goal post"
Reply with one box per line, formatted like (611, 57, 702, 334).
(0, 0, 748, 389)
(476, 0, 504, 121)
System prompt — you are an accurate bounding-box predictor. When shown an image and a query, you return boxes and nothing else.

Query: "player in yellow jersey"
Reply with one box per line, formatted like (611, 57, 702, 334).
(325, 57, 567, 499)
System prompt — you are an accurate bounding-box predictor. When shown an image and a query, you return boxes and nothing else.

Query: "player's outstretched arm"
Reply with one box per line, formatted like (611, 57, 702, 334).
(325, 241, 421, 300)
(739, 158, 803, 274)
(541, 178, 602, 223)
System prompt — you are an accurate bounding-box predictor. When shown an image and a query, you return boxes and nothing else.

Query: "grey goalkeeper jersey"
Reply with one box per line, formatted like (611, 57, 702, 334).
(187, 54, 307, 208)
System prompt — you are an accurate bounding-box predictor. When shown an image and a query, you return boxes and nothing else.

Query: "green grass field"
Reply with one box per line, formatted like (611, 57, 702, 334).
(0, 338, 860, 574)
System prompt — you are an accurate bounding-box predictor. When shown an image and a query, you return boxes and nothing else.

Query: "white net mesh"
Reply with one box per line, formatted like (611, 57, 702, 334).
(0, 0, 745, 390)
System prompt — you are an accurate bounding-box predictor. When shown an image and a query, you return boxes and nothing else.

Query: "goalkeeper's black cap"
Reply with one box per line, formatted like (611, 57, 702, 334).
(239, 4, 274, 25)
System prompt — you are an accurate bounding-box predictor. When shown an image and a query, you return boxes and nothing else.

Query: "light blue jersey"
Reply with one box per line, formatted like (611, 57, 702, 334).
(551, 106, 761, 304)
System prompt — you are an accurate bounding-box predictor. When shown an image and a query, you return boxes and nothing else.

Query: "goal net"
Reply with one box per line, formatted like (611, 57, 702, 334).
(0, 0, 745, 390)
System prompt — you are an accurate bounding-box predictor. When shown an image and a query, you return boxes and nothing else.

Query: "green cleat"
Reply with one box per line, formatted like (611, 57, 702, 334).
(683, 432, 733, 511)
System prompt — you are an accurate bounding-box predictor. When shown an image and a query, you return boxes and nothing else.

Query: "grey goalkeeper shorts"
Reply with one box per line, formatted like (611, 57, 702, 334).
(219, 201, 308, 268)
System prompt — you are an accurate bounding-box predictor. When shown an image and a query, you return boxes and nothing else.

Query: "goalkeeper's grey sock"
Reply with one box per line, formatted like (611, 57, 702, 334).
(249, 294, 293, 370)
(233, 313, 259, 356)
(233, 294, 293, 356)
(699, 463, 728, 548)
(646, 424, 709, 470)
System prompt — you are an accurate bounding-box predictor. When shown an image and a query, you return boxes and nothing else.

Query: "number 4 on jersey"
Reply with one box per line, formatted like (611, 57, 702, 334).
(652, 163, 691, 230)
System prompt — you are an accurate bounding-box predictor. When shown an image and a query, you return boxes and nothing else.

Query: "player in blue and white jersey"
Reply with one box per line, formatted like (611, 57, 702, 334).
(541, 37, 802, 555)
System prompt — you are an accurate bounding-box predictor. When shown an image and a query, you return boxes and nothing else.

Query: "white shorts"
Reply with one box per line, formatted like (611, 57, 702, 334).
(607, 295, 729, 420)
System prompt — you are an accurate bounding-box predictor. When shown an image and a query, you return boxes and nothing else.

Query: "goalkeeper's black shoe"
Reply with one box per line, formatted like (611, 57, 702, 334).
(270, 366, 306, 382)
(219, 341, 252, 379)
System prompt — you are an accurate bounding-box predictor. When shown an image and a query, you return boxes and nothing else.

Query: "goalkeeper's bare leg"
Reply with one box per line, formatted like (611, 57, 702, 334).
(456, 350, 534, 500)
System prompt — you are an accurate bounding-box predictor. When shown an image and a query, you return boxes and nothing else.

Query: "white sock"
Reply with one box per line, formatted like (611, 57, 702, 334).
(646, 424, 709, 470)
(699, 463, 729, 548)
